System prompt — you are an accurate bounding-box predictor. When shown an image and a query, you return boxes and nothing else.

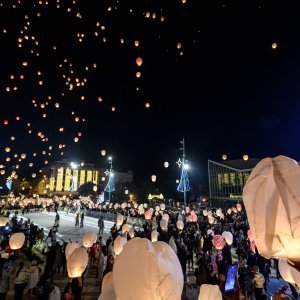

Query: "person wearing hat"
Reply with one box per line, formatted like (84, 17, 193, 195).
(27, 260, 39, 295)
(0, 261, 12, 299)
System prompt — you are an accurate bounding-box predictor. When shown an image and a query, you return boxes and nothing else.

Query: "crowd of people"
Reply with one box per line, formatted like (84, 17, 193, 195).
(0, 199, 298, 299)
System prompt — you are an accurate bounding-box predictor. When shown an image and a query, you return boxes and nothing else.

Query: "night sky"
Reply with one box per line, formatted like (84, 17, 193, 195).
(1, 0, 300, 189)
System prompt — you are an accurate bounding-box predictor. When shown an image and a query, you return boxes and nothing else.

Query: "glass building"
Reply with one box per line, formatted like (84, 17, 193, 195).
(208, 158, 261, 207)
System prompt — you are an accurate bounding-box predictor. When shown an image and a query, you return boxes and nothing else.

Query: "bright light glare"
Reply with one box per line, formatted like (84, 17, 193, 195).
(183, 164, 190, 170)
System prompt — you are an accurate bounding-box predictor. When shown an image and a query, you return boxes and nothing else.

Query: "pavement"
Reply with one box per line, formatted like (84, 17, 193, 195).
(4, 211, 298, 300)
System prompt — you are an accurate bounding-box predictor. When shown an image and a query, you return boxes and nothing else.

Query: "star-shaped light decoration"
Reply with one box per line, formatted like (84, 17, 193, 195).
(104, 169, 110, 176)
(176, 158, 182, 168)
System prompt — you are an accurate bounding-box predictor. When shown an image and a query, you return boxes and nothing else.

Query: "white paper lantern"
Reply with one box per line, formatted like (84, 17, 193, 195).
(116, 214, 124, 226)
(102, 272, 113, 291)
(98, 283, 116, 300)
(67, 247, 88, 278)
(160, 203, 165, 211)
(203, 209, 208, 216)
(151, 175, 156, 182)
(279, 259, 295, 284)
(222, 231, 233, 245)
(222, 154, 227, 161)
(114, 203, 119, 209)
(114, 235, 127, 256)
(162, 213, 169, 222)
(121, 203, 127, 209)
(128, 227, 135, 238)
(216, 209, 222, 217)
(134, 203, 138, 209)
(9, 232, 25, 250)
(143, 203, 148, 208)
(227, 208, 232, 215)
(151, 230, 158, 242)
(160, 219, 168, 231)
(122, 224, 131, 233)
(65, 242, 79, 261)
(83, 231, 97, 248)
(208, 216, 215, 224)
(207, 211, 213, 217)
(177, 220, 184, 230)
(155, 205, 160, 212)
(198, 284, 222, 300)
(0, 217, 8, 226)
(113, 238, 183, 300)
(164, 162, 169, 168)
(243, 156, 300, 260)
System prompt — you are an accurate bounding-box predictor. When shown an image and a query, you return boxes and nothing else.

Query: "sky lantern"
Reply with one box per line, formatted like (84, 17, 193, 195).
(136, 71, 141, 78)
(3, 120, 8, 125)
(213, 235, 226, 250)
(162, 213, 169, 222)
(116, 214, 124, 226)
(236, 203, 242, 211)
(0, 217, 8, 226)
(177, 220, 184, 230)
(9, 232, 25, 249)
(243, 156, 300, 261)
(160, 203, 165, 211)
(93, 185, 98, 192)
(136, 57, 143, 66)
(151, 175, 156, 182)
(160, 219, 168, 231)
(222, 231, 233, 245)
(199, 284, 222, 300)
(67, 247, 88, 278)
(177, 42, 182, 49)
(65, 242, 79, 261)
(164, 161, 169, 168)
(145, 102, 150, 108)
(114, 236, 127, 256)
(5, 147, 10, 153)
(272, 42, 278, 49)
(101, 149, 106, 156)
(144, 210, 152, 220)
(222, 154, 227, 160)
(134, 40, 139, 47)
(151, 230, 158, 242)
(83, 231, 97, 248)
(243, 154, 249, 161)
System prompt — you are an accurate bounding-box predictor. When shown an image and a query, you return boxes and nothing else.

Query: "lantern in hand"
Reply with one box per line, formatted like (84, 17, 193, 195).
(177, 220, 184, 230)
(65, 242, 79, 261)
(67, 247, 88, 278)
(222, 231, 233, 245)
(213, 235, 225, 250)
(9, 232, 25, 250)
(83, 231, 97, 248)
(114, 235, 127, 256)
(243, 156, 300, 260)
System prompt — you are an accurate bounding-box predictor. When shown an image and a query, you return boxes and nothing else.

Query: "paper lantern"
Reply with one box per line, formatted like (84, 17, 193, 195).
(160, 203, 165, 211)
(151, 175, 156, 182)
(243, 156, 300, 260)
(207, 211, 213, 217)
(231, 207, 237, 214)
(65, 242, 79, 261)
(219, 213, 225, 219)
(227, 208, 232, 215)
(113, 238, 183, 300)
(121, 203, 127, 209)
(162, 213, 169, 222)
(9, 232, 25, 250)
(177, 220, 184, 230)
(160, 219, 168, 231)
(0, 217, 8, 226)
(189, 212, 197, 223)
(144, 210, 152, 220)
(151, 230, 158, 242)
(207, 229, 214, 236)
(122, 224, 130, 233)
(101, 149, 106, 156)
(236, 203, 242, 211)
(116, 214, 124, 226)
(128, 227, 135, 238)
(155, 205, 160, 212)
(203, 209, 208, 216)
(216, 209, 222, 217)
(99, 284, 116, 300)
(134, 203, 138, 209)
(67, 247, 88, 278)
(222, 154, 227, 161)
(136, 57, 143, 66)
(164, 161, 169, 168)
(213, 235, 225, 250)
(279, 259, 295, 284)
(198, 284, 222, 300)
(208, 216, 215, 224)
(102, 272, 113, 291)
(114, 235, 127, 256)
(222, 231, 233, 245)
(82, 231, 97, 248)
(93, 186, 97, 192)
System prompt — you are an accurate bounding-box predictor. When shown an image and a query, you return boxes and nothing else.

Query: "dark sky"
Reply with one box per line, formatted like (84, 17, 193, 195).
(0, 0, 300, 189)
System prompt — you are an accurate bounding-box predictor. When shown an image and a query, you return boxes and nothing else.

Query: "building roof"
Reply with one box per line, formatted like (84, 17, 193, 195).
(210, 158, 261, 171)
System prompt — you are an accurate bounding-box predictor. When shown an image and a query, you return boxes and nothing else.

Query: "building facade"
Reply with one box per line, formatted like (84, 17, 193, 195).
(42, 160, 133, 194)
(208, 158, 261, 206)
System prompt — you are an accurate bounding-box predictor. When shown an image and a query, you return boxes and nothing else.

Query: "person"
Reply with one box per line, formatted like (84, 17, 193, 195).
(75, 214, 79, 228)
(98, 216, 104, 235)
(80, 212, 84, 228)
(27, 260, 39, 295)
(252, 265, 265, 300)
(0, 262, 13, 300)
(14, 261, 27, 300)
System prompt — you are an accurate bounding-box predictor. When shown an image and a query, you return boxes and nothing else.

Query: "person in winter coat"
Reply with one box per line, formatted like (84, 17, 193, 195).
(0, 262, 13, 299)
(27, 260, 39, 295)
(252, 265, 265, 300)
(14, 261, 27, 300)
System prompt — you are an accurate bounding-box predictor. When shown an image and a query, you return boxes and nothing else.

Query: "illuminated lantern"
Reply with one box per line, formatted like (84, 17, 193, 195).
(67, 247, 88, 278)
(114, 203, 119, 209)
(243, 154, 249, 161)
(82, 231, 97, 248)
(227, 208, 232, 215)
(145, 102, 150, 108)
(93, 186, 97, 192)
(213, 235, 225, 250)
(116, 214, 124, 226)
(222, 231, 233, 245)
(134, 40, 139, 47)
(272, 42, 278, 49)
(9, 232, 25, 250)
(21, 153, 26, 159)
(177, 42, 182, 49)
(189, 212, 197, 223)
(160, 203, 165, 211)
(143, 203, 148, 208)
(243, 156, 300, 260)
(114, 235, 127, 256)
(136, 71, 141, 78)
(121, 203, 127, 209)
(222, 154, 227, 160)
(122, 224, 130, 233)
(247, 230, 254, 242)
(133, 203, 138, 209)
(155, 205, 160, 212)
(151, 230, 158, 242)
(198, 284, 222, 300)
(203, 210, 208, 216)
(162, 213, 169, 222)
(177, 220, 184, 230)
(102, 272, 113, 291)
(5, 147, 10, 153)
(101, 149, 106, 156)
(164, 161, 169, 168)
(144, 210, 152, 220)
(0, 217, 8, 226)
(129, 227, 135, 238)
(136, 57, 143, 66)
(3, 120, 8, 125)
(236, 203, 242, 211)
(160, 219, 168, 231)
(208, 216, 215, 224)
(185, 206, 190, 213)
(65, 242, 79, 261)
(231, 207, 237, 214)
(151, 175, 156, 182)
(216, 209, 222, 217)
(113, 238, 183, 300)
(278, 259, 296, 284)
(32, 173, 36, 178)
(207, 211, 213, 217)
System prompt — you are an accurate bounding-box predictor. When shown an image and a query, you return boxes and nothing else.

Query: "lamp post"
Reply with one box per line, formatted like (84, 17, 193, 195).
(104, 156, 115, 202)
(177, 138, 190, 213)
